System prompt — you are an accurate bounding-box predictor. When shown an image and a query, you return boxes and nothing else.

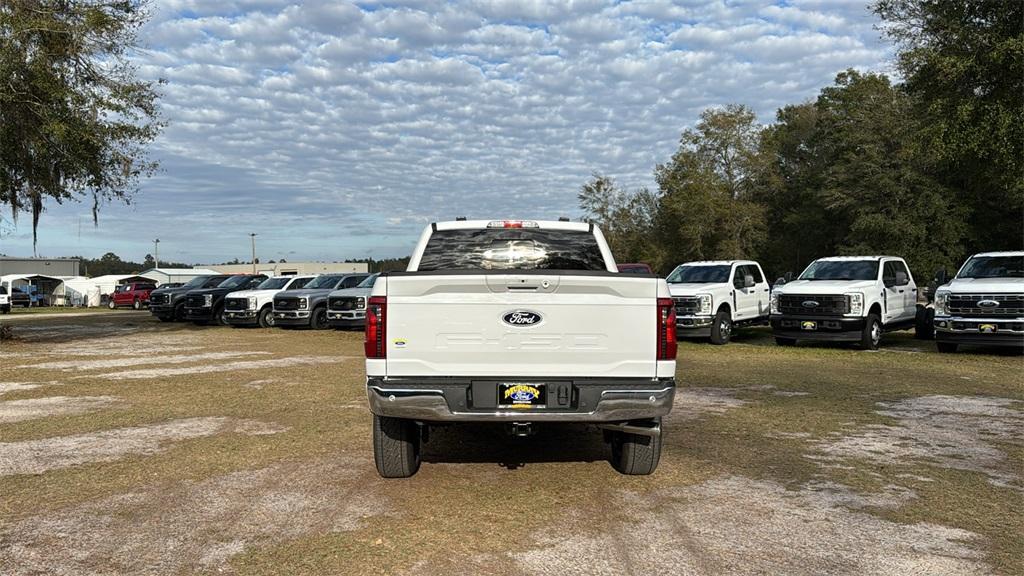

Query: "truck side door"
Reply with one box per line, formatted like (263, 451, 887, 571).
(731, 265, 760, 320)
(881, 260, 914, 323)
(752, 263, 770, 317)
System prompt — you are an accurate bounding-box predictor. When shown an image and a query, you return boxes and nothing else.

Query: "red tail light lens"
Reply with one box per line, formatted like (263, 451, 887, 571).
(364, 296, 387, 358)
(657, 297, 677, 360)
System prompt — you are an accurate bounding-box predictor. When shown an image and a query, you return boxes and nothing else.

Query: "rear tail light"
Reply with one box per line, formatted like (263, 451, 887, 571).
(487, 220, 539, 228)
(364, 296, 387, 358)
(657, 297, 677, 360)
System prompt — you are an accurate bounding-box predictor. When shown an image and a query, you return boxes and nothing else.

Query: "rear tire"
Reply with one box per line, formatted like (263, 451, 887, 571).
(775, 337, 796, 346)
(258, 306, 274, 328)
(108, 300, 116, 310)
(132, 299, 141, 310)
(937, 341, 958, 354)
(914, 306, 934, 340)
(860, 314, 882, 350)
(709, 309, 732, 345)
(373, 415, 421, 478)
(610, 421, 662, 475)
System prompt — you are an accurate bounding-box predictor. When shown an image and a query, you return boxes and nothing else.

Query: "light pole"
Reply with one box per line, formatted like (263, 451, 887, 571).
(153, 239, 160, 269)
(249, 233, 257, 274)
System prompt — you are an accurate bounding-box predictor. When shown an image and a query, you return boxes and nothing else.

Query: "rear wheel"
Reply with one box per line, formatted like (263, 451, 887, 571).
(258, 306, 274, 328)
(610, 422, 662, 475)
(709, 309, 732, 345)
(937, 341, 958, 354)
(108, 299, 116, 310)
(775, 337, 796, 347)
(914, 306, 935, 340)
(372, 415, 421, 478)
(311, 306, 329, 330)
(132, 298, 142, 310)
(860, 314, 882, 350)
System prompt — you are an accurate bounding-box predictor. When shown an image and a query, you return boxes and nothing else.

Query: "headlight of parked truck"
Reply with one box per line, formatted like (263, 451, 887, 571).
(248, 296, 258, 309)
(934, 290, 950, 316)
(204, 294, 213, 307)
(697, 293, 712, 315)
(845, 292, 864, 316)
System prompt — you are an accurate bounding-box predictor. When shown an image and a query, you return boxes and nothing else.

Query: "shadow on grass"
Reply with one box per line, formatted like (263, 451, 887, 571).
(421, 422, 611, 470)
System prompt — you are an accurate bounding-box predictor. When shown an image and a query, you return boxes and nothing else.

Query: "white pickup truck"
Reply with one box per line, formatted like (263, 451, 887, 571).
(364, 219, 677, 478)
(770, 256, 919, 349)
(223, 275, 315, 328)
(666, 260, 771, 344)
(932, 251, 1024, 353)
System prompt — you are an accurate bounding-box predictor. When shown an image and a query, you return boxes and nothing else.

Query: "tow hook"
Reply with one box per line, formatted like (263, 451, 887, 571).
(508, 422, 535, 437)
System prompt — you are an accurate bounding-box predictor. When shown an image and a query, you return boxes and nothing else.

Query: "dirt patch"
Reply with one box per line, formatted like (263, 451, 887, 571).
(0, 417, 288, 476)
(21, 351, 270, 371)
(812, 395, 1024, 490)
(670, 387, 748, 422)
(0, 458, 385, 575)
(0, 382, 46, 395)
(93, 356, 349, 380)
(33, 332, 202, 356)
(423, 476, 985, 576)
(0, 396, 118, 424)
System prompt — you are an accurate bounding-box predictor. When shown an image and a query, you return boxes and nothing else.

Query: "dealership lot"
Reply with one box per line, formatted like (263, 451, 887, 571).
(0, 312, 1021, 575)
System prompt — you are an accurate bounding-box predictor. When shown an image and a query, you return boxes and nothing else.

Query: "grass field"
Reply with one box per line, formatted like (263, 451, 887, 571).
(1, 312, 1021, 575)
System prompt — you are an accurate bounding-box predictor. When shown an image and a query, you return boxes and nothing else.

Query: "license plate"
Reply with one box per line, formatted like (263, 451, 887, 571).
(498, 383, 546, 409)
(979, 324, 997, 333)
(801, 321, 817, 331)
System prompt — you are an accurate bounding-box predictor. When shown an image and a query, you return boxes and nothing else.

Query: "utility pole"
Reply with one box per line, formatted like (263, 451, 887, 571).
(249, 233, 257, 274)
(153, 238, 160, 269)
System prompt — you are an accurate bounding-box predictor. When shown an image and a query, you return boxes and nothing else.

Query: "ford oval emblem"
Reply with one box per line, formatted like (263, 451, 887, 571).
(503, 310, 542, 327)
(802, 300, 820, 308)
(977, 300, 1000, 308)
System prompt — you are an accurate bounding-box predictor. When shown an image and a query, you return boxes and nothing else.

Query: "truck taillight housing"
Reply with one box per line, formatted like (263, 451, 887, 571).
(657, 297, 677, 360)
(365, 296, 387, 358)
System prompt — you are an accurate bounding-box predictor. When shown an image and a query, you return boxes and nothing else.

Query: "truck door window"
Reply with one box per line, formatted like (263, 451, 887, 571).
(732, 266, 747, 289)
(883, 261, 898, 286)
(418, 229, 607, 271)
(749, 265, 764, 284)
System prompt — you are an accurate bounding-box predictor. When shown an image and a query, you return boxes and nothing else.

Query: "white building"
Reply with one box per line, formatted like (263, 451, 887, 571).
(138, 267, 221, 285)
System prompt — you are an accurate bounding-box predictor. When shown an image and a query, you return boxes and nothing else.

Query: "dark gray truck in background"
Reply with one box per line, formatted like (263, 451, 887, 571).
(149, 275, 230, 322)
(273, 273, 369, 329)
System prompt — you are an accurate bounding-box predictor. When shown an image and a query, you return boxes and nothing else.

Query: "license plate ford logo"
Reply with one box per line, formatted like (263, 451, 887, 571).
(503, 310, 542, 327)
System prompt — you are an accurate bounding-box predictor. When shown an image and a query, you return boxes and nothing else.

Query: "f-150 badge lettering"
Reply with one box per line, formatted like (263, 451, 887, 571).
(503, 310, 542, 326)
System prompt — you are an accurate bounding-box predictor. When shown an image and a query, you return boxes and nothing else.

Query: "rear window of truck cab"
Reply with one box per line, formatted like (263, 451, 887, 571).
(418, 228, 608, 271)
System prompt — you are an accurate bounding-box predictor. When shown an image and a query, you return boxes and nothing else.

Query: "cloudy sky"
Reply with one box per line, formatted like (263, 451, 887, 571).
(1, 0, 894, 265)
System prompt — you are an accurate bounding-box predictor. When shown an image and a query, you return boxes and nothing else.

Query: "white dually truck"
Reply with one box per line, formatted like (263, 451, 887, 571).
(932, 251, 1024, 353)
(363, 219, 677, 478)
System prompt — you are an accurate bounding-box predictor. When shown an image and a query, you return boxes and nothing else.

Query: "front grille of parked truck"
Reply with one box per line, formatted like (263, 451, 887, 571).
(778, 294, 848, 316)
(329, 296, 363, 311)
(150, 293, 168, 305)
(948, 294, 1024, 317)
(274, 297, 300, 311)
(672, 297, 701, 315)
(224, 298, 248, 311)
(185, 294, 206, 308)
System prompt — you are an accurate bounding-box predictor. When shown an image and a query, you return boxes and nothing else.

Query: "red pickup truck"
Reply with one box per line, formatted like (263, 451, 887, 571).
(108, 282, 157, 310)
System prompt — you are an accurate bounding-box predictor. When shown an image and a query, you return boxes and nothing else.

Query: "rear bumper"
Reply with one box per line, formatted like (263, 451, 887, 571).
(224, 310, 258, 325)
(366, 376, 676, 423)
(274, 310, 311, 326)
(771, 314, 865, 342)
(934, 316, 1024, 348)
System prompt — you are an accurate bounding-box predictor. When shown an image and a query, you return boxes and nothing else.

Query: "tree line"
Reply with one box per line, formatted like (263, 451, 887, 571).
(580, 1, 1022, 282)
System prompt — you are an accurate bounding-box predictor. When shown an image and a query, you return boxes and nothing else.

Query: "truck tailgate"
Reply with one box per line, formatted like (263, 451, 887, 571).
(382, 273, 658, 378)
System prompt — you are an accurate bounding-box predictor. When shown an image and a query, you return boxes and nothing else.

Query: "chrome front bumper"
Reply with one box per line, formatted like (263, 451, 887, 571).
(274, 310, 310, 319)
(327, 310, 365, 321)
(366, 379, 675, 423)
(934, 315, 1024, 346)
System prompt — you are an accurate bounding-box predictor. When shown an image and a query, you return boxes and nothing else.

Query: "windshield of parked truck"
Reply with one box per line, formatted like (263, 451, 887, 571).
(305, 275, 344, 289)
(358, 274, 379, 288)
(800, 260, 878, 281)
(418, 228, 607, 271)
(199, 276, 230, 288)
(666, 265, 730, 283)
(957, 255, 1024, 279)
(218, 275, 253, 289)
(257, 277, 291, 290)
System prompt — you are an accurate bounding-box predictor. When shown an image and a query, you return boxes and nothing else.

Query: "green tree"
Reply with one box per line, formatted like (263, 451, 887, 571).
(653, 105, 767, 269)
(0, 0, 163, 253)
(577, 174, 658, 264)
(873, 0, 1024, 251)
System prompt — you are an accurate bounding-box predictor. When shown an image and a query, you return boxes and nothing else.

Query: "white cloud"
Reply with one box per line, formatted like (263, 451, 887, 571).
(3, 1, 894, 262)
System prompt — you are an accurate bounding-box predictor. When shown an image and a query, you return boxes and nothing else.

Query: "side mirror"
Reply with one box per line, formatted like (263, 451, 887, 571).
(896, 271, 909, 286)
(774, 277, 787, 286)
(744, 274, 755, 288)
(934, 268, 948, 285)
(784, 271, 793, 282)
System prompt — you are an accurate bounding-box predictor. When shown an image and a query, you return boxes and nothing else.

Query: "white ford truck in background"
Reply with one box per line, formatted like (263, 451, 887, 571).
(666, 260, 771, 344)
(364, 219, 677, 478)
(932, 251, 1024, 353)
(770, 256, 920, 349)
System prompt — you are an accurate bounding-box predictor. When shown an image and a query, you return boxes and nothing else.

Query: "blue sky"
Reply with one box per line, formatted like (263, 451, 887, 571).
(0, 0, 893, 264)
